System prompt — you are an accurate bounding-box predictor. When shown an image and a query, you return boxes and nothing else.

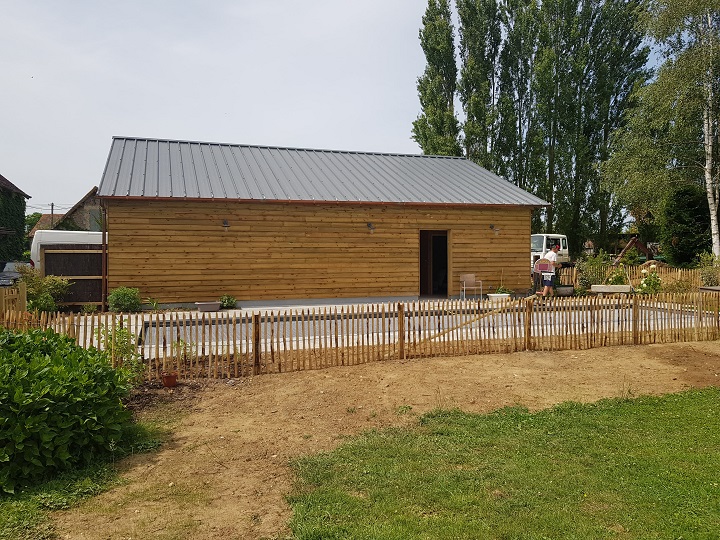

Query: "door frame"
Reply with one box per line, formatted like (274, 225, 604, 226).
(419, 230, 450, 297)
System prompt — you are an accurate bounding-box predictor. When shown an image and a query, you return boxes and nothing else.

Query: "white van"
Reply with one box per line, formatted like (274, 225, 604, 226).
(30, 230, 103, 272)
(531, 234, 570, 270)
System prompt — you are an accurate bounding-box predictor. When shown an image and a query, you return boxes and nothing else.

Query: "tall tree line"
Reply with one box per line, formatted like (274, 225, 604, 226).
(413, 0, 649, 255)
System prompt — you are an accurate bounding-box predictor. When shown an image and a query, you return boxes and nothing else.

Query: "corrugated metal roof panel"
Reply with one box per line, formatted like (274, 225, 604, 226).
(98, 136, 549, 207)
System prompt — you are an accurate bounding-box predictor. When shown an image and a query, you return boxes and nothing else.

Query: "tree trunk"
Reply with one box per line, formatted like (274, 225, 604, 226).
(703, 100, 720, 257)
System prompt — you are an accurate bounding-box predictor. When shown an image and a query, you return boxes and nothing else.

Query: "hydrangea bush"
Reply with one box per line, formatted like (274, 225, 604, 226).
(0, 329, 132, 494)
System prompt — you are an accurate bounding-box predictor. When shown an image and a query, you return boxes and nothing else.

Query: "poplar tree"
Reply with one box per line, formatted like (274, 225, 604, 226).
(413, 0, 462, 156)
(412, 0, 648, 255)
(457, 0, 502, 168)
(496, 0, 543, 194)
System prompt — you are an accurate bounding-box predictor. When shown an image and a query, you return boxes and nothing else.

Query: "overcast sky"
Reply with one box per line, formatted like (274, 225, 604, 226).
(1, 0, 428, 214)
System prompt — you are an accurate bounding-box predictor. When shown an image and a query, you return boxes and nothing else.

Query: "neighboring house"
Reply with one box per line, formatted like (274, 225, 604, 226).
(0, 172, 30, 263)
(97, 136, 549, 304)
(28, 188, 100, 238)
(28, 213, 65, 238)
(53, 187, 102, 232)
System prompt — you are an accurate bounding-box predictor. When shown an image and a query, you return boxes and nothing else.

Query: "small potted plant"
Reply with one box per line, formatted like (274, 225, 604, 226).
(487, 285, 514, 303)
(219, 295, 237, 309)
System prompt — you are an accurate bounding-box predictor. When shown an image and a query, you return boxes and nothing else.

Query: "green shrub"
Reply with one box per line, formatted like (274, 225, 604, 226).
(94, 325, 145, 386)
(30, 292, 58, 313)
(0, 329, 132, 494)
(107, 287, 142, 312)
(573, 286, 590, 296)
(619, 247, 641, 266)
(17, 266, 71, 312)
(662, 279, 694, 293)
(696, 252, 720, 287)
(576, 250, 612, 288)
(219, 295, 237, 309)
(81, 303, 99, 314)
(604, 264, 628, 285)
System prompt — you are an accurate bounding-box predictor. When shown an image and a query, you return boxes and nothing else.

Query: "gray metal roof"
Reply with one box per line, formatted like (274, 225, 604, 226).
(98, 137, 548, 207)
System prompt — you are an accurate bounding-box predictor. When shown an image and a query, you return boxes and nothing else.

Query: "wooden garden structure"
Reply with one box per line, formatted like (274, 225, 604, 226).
(97, 137, 548, 304)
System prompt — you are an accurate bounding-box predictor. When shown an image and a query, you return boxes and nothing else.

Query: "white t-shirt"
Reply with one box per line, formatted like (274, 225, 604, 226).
(542, 250, 558, 279)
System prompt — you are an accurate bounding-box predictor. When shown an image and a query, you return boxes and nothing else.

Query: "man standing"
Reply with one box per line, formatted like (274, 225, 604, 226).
(541, 244, 562, 297)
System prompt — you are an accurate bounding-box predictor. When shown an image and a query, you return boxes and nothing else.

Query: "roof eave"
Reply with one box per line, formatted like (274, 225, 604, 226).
(97, 194, 548, 209)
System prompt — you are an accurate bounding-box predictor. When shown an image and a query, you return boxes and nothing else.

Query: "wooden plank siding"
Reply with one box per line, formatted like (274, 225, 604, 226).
(105, 200, 533, 303)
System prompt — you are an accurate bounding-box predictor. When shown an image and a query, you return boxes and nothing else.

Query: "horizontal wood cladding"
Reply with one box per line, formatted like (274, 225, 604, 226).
(106, 200, 532, 302)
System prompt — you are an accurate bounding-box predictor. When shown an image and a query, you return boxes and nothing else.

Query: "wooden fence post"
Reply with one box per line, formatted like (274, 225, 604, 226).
(632, 294, 639, 345)
(67, 313, 76, 342)
(253, 313, 261, 375)
(18, 282, 27, 312)
(397, 303, 405, 360)
(524, 298, 533, 351)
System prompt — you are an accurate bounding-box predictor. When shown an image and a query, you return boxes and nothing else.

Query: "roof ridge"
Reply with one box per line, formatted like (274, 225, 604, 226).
(110, 136, 466, 160)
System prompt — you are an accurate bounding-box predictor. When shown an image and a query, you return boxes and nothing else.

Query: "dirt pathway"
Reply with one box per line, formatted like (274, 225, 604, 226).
(54, 341, 720, 539)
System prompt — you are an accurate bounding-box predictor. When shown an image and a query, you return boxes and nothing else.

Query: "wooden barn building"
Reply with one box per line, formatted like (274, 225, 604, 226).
(97, 136, 547, 305)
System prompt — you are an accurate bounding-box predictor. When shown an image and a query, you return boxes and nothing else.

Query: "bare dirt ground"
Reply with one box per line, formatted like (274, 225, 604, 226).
(54, 341, 720, 540)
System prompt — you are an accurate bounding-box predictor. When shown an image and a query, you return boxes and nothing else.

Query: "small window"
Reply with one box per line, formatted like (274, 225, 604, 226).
(562, 238, 567, 249)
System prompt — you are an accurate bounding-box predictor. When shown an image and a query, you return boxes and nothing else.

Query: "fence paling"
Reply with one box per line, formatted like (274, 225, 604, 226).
(3, 293, 720, 380)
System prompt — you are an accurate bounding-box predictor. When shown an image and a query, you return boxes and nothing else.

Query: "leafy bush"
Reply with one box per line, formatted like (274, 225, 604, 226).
(662, 279, 694, 293)
(107, 287, 141, 312)
(576, 250, 612, 288)
(619, 247, 641, 266)
(219, 295, 237, 309)
(17, 266, 71, 312)
(604, 264, 628, 285)
(94, 324, 145, 386)
(81, 303, 99, 314)
(573, 286, 590, 296)
(30, 292, 58, 313)
(0, 329, 132, 494)
(696, 252, 720, 287)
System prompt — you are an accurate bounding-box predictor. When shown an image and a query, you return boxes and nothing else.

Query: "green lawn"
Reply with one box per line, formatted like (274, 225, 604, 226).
(288, 388, 720, 540)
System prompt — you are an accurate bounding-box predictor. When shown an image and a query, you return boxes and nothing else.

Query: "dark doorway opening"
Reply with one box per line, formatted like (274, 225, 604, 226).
(420, 230, 448, 297)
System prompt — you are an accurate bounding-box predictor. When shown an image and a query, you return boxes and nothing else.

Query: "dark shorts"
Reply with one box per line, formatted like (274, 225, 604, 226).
(542, 275, 554, 287)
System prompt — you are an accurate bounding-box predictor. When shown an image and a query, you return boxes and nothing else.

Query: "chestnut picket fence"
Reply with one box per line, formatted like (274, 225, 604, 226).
(556, 265, 702, 288)
(2, 292, 719, 381)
